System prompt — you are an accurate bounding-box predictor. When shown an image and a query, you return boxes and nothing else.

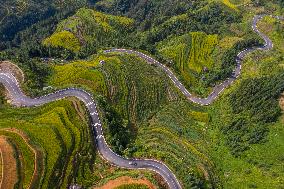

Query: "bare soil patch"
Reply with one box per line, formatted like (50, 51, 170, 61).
(93, 176, 156, 189)
(1, 128, 43, 189)
(0, 136, 18, 189)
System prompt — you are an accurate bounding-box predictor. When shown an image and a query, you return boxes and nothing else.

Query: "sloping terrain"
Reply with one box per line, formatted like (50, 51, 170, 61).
(0, 0, 283, 189)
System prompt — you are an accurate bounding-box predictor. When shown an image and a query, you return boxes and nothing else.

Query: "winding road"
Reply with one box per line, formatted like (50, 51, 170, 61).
(0, 15, 283, 189)
(104, 15, 283, 106)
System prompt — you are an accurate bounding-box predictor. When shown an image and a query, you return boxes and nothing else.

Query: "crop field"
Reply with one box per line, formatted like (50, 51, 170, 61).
(0, 136, 18, 189)
(45, 53, 216, 188)
(157, 32, 218, 95)
(0, 98, 116, 188)
(0, 0, 283, 188)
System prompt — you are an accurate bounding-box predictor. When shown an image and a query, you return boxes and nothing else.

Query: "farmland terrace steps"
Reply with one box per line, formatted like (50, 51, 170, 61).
(104, 15, 283, 106)
(0, 72, 182, 189)
(0, 15, 282, 189)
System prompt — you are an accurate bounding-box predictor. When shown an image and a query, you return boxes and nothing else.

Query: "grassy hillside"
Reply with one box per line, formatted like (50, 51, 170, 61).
(0, 0, 284, 188)
(44, 53, 217, 188)
(43, 8, 134, 54)
(157, 32, 218, 95)
(0, 97, 159, 188)
(0, 0, 88, 49)
(208, 14, 284, 188)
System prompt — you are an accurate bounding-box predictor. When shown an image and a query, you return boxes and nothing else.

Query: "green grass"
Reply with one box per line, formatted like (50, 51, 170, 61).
(46, 53, 217, 188)
(207, 14, 284, 188)
(43, 8, 134, 52)
(43, 31, 81, 52)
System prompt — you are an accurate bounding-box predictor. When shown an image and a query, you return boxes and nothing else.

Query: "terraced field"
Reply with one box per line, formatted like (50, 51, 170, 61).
(0, 136, 18, 189)
(0, 0, 283, 188)
(45, 53, 215, 188)
(3, 54, 213, 188)
(157, 32, 219, 95)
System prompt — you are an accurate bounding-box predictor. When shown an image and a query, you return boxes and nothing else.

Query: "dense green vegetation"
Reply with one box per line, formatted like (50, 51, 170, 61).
(0, 0, 284, 188)
(43, 8, 134, 55)
(157, 32, 218, 95)
(0, 0, 89, 49)
(204, 37, 264, 86)
(208, 14, 284, 188)
(224, 73, 284, 156)
(44, 53, 216, 188)
(0, 98, 157, 188)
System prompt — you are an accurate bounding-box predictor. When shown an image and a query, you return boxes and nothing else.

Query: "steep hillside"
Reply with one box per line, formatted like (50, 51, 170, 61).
(157, 32, 218, 95)
(0, 0, 89, 49)
(208, 14, 284, 188)
(0, 0, 284, 188)
(43, 8, 134, 54)
(44, 53, 217, 188)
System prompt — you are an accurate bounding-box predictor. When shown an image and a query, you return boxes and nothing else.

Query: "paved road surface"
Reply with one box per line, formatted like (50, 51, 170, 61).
(104, 15, 283, 106)
(0, 72, 182, 189)
(0, 15, 282, 189)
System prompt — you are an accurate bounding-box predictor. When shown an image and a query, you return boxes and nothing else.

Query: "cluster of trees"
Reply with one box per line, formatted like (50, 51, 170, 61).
(203, 37, 264, 86)
(0, 0, 89, 50)
(276, 0, 284, 7)
(97, 95, 133, 155)
(94, 1, 241, 53)
(222, 73, 284, 156)
(0, 48, 52, 96)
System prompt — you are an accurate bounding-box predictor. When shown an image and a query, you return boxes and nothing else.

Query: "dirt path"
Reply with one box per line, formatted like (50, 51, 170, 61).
(93, 176, 156, 189)
(0, 136, 18, 189)
(0, 128, 42, 189)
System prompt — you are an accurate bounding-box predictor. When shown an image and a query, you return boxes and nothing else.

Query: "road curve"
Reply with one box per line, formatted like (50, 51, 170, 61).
(104, 15, 283, 106)
(0, 14, 282, 189)
(0, 72, 182, 189)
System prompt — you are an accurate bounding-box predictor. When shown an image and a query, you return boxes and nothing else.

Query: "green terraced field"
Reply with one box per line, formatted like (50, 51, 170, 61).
(46, 54, 216, 188)
(0, 0, 284, 188)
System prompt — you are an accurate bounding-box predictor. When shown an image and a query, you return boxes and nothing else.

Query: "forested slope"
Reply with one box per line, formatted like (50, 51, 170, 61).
(0, 0, 283, 188)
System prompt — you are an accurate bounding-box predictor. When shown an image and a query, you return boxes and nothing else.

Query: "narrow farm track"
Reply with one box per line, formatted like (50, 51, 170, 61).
(0, 15, 282, 189)
(0, 136, 18, 189)
(104, 15, 284, 106)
